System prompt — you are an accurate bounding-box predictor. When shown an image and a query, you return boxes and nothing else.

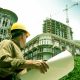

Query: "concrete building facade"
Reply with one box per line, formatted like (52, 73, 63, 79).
(0, 8, 18, 41)
(25, 33, 80, 61)
(24, 18, 80, 61)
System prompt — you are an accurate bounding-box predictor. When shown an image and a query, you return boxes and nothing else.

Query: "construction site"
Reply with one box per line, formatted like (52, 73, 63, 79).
(0, 2, 80, 61)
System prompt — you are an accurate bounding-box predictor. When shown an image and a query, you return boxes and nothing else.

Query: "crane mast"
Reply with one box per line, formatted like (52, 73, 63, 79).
(63, 2, 79, 25)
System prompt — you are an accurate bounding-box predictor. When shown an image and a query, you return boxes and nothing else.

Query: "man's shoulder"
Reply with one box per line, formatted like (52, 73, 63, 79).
(0, 40, 13, 47)
(0, 39, 12, 44)
(0, 39, 20, 50)
(0, 39, 13, 50)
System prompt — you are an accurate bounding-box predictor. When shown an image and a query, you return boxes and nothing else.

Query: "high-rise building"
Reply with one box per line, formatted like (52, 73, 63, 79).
(0, 8, 18, 41)
(43, 18, 73, 40)
(24, 18, 80, 61)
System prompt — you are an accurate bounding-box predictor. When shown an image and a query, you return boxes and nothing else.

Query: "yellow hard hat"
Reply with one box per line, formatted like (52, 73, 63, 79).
(11, 22, 30, 37)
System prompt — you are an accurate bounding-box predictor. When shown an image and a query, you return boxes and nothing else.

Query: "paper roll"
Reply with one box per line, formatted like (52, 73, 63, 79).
(21, 50, 74, 80)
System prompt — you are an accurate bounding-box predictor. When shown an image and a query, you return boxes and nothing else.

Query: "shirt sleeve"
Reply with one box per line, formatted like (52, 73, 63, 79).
(0, 40, 26, 73)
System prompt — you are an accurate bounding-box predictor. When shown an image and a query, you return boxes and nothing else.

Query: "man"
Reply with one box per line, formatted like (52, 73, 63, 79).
(0, 22, 49, 80)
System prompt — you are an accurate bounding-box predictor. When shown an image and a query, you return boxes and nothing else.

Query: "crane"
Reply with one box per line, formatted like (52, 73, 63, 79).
(63, 2, 79, 25)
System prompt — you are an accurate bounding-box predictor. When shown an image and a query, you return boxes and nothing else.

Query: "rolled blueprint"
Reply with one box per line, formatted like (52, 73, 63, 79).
(21, 50, 74, 80)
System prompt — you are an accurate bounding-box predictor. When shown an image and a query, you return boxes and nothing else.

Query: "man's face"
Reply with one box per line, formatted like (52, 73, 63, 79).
(20, 33, 28, 49)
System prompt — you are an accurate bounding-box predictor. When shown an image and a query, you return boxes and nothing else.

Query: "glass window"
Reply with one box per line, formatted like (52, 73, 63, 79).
(3, 30, 6, 35)
(0, 29, 3, 34)
(37, 54, 43, 60)
(43, 39, 46, 44)
(33, 51, 37, 56)
(39, 48, 43, 52)
(43, 54, 52, 60)
(43, 48, 52, 52)
(27, 52, 33, 59)
(53, 47, 61, 56)
(33, 56, 37, 60)
(39, 40, 42, 45)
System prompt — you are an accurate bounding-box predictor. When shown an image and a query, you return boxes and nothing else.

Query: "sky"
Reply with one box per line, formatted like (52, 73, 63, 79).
(0, 0, 80, 41)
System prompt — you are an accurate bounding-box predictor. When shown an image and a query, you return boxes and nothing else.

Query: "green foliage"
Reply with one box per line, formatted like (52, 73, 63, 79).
(59, 55, 80, 80)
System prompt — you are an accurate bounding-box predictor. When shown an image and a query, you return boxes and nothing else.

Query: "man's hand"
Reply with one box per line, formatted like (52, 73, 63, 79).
(25, 60, 49, 74)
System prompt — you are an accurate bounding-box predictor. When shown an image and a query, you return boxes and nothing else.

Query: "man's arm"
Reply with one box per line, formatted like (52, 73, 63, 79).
(20, 60, 49, 74)
(0, 54, 49, 74)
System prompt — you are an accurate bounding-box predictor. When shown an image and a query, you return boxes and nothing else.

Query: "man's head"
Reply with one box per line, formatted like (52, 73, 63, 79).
(11, 22, 30, 49)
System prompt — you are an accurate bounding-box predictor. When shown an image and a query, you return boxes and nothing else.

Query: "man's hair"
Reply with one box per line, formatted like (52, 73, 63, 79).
(11, 29, 26, 39)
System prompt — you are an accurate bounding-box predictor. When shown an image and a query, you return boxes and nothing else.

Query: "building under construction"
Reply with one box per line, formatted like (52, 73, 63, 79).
(24, 18, 80, 61)
(0, 8, 18, 41)
(43, 18, 73, 40)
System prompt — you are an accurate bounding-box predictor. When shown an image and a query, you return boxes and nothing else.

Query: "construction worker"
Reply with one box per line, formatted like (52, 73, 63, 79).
(0, 22, 49, 80)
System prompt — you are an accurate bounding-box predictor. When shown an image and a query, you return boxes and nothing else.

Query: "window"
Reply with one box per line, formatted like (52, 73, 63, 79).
(33, 56, 37, 60)
(37, 54, 43, 60)
(27, 52, 33, 59)
(43, 48, 52, 52)
(43, 54, 52, 60)
(53, 47, 61, 56)
(39, 48, 43, 52)
(0, 29, 3, 34)
(39, 40, 42, 45)
(33, 51, 37, 56)
(3, 30, 6, 35)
